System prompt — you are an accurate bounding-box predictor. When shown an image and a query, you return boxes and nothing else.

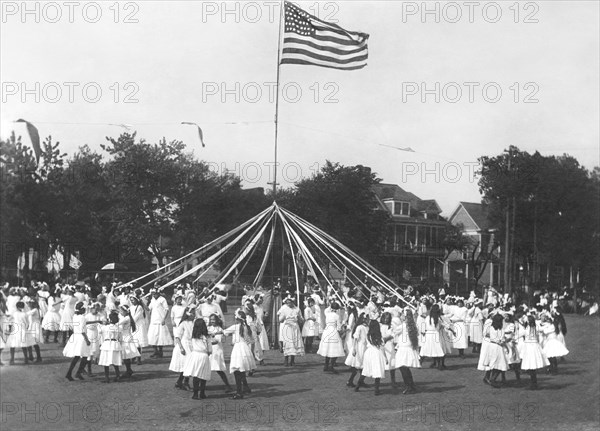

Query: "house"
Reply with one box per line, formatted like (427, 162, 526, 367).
(371, 183, 447, 283)
(446, 202, 501, 292)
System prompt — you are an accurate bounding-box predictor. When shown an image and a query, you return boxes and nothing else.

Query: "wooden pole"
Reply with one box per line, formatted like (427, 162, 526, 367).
(271, 1, 285, 197)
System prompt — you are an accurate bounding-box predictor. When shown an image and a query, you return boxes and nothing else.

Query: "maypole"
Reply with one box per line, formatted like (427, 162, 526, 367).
(270, 0, 285, 197)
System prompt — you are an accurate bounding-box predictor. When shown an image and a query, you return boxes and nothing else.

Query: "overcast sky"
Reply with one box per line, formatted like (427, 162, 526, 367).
(2, 1, 599, 214)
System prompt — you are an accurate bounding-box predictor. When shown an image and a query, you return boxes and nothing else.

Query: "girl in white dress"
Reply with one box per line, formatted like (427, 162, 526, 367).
(420, 304, 450, 370)
(317, 302, 346, 372)
(223, 309, 256, 399)
(170, 295, 186, 338)
(469, 301, 484, 353)
(147, 289, 173, 358)
(41, 293, 61, 343)
(477, 312, 495, 383)
(540, 314, 569, 374)
(278, 296, 304, 366)
(98, 310, 123, 383)
(207, 314, 233, 392)
(129, 295, 148, 364)
(502, 313, 521, 382)
(394, 308, 421, 394)
(8, 301, 31, 365)
(244, 299, 263, 367)
(345, 312, 368, 387)
(450, 300, 469, 358)
(25, 299, 43, 362)
(415, 297, 430, 347)
(119, 304, 140, 378)
(343, 302, 358, 355)
(355, 320, 388, 395)
(183, 318, 213, 399)
(171, 307, 194, 391)
(84, 302, 102, 376)
(62, 302, 92, 380)
(380, 312, 397, 388)
(254, 296, 270, 354)
(519, 315, 549, 390)
(552, 306, 568, 351)
(302, 298, 319, 353)
(482, 313, 509, 388)
(59, 288, 77, 346)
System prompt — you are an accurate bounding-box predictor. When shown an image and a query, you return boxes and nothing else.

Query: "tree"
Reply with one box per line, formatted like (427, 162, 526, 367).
(0, 133, 68, 282)
(277, 161, 390, 261)
(478, 146, 599, 292)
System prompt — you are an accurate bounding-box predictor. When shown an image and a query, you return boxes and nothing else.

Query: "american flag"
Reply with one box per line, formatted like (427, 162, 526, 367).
(280, 2, 369, 71)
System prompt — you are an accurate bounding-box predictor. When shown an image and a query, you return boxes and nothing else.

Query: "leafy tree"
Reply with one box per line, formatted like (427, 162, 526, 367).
(277, 161, 390, 261)
(478, 146, 599, 291)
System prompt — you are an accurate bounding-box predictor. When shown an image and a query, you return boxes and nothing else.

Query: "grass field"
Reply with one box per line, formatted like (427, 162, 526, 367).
(1, 314, 598, 431)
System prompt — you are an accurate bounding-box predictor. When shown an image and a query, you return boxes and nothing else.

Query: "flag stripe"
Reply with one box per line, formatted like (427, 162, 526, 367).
(280, 57, 367, 71)
(283, 37, 367, 56)
(285, 32, 368, 49)
(282, 46, 368, 65)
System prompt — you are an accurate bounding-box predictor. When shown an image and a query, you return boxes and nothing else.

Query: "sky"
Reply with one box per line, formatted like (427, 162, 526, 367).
(1, 1, 599, 215)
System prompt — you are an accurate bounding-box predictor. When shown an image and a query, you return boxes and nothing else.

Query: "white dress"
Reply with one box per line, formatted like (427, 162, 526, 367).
(541, 323, 569, 358)
(439, 315, 454, 355)
(310, 293, 325, 334)
(344, 313, 356, 353)
(120, 316, 140, 360)
(380, 323, 396, 370)
(170, 305, 186, 338)
(182, 337, 212, 380)
(147, 296, 173, 346)
(7, 310, 30, 349)
(131, 304, 148, 348)
(344, 324, 367, 368)
(223, 324, 256, 373)
(62, 314, 90, 357)
(41, 297, 61, 331)
(420, 318, 445, 358)
(301, 307, 320, 337)
(279, 307, 304, 356)
(98, 323, 123, 366)
(503, 322, 521, 364)
(469, 308, 484, 344)
(208, 326, 227, 372)
(85, 313, 101, 358)
(255, 305, 270, 351)
(394, 322, 421, 368)
(169, 320, 193, 372)
(477, 319, 493, 371)
(316, 310, 346, 358)
(450, 306, 469, 349)
(26, 309, 43, 346)
(482, 327, 509, 371)
(59, 296, 77, 331)
(361, 339, 387, 379)
(519, 326, 550, 371)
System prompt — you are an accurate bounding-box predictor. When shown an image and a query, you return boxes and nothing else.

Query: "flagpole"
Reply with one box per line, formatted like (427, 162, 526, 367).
(272, 0, 285, 198)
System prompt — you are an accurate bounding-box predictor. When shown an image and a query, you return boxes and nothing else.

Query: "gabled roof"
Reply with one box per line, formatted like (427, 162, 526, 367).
(449, 201, 493, 231)
(372, 183, 442, 214)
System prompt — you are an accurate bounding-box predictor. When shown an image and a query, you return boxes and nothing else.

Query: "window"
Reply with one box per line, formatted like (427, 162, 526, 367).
(394, 201, 410, 216)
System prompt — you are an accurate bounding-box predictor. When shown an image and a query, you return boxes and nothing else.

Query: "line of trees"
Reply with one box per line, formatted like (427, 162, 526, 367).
(2, 134, 598, 293)
(478, 146, 600, 292)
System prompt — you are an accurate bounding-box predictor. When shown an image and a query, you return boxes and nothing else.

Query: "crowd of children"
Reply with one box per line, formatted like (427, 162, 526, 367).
(0, 280, 571, 400)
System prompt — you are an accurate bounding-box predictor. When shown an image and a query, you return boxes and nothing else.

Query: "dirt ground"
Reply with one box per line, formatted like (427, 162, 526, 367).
(1, 314, 598, 431)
